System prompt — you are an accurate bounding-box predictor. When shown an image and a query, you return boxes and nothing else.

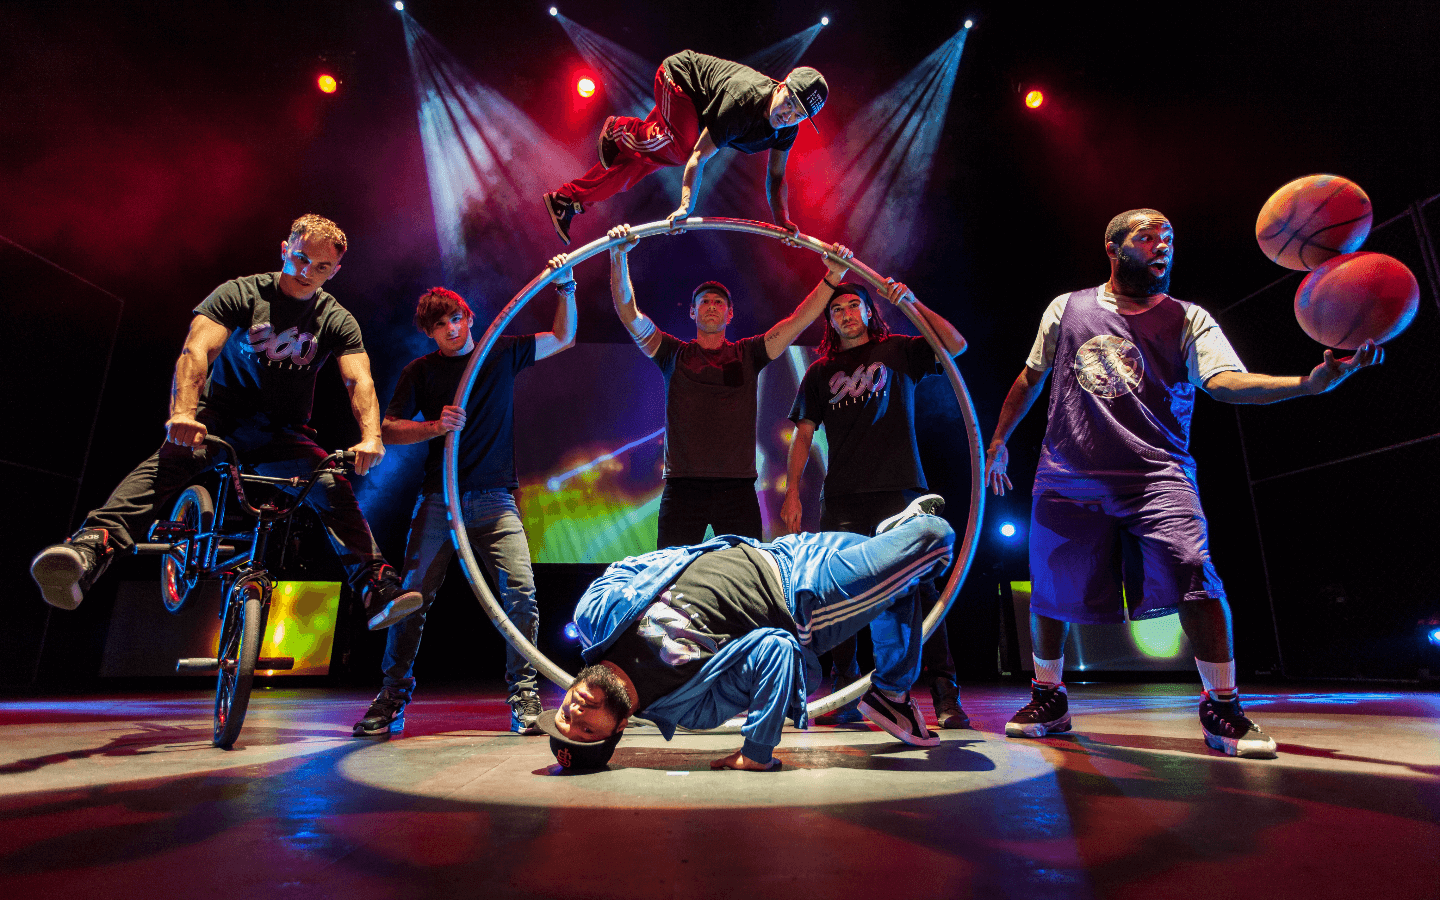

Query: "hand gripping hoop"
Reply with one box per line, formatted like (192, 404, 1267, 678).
(443, 217, 986, 727)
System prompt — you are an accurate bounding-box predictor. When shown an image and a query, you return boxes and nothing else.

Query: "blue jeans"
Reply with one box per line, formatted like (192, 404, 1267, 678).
(382, 490, 538, 700)
(819, 490, 955, 708)
(769, 515, 954, 696)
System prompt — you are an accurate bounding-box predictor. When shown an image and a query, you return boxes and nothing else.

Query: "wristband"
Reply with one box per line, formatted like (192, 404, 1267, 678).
(823, 277, 841, 290)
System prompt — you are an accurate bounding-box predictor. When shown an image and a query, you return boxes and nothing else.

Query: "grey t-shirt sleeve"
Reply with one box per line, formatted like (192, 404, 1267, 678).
(1184, 306, 1248, 387)
(1024, 295, 1069, 372)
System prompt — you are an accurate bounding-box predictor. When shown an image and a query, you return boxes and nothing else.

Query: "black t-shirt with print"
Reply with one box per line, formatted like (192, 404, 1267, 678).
(194, 273, 365, 429)
(663, 50, 800, 155)
(789, 335, 938, 498)
(385, 335, 537, 494)
(603, 545, 793, 711)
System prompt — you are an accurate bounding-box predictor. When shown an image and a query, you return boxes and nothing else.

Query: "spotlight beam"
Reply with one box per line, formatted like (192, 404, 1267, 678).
(813, 28, 970, 273)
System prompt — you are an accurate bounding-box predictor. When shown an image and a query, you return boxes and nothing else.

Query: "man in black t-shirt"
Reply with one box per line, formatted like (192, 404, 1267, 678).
(32, 215, 422, 627)
(783, 280, 971, 729)
(543, 50, 828, 244)
(605, 224, 851, 549)
(353, 257, 577, 738)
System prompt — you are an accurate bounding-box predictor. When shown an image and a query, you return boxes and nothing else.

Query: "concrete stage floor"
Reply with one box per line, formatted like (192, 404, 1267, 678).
(1, 683, 1436, 899)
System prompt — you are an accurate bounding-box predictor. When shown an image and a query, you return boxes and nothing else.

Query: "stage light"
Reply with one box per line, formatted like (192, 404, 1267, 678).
(1000, 522, 1017, 538)
(317, 74, 338, 94)
(564, 622, 581, 641)
(394, 1, 403, 10)
(549, 6, 558, 14)
(1428, 626, 1440, 649)
(1025, 89, 1044, 109)
(964, 19, 973, 28)
(821, 16, 829, 25)
(576, 76, 595, 98)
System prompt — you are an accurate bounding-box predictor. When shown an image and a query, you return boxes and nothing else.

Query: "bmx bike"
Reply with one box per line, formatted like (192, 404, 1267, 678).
(134, 435, 356, 749)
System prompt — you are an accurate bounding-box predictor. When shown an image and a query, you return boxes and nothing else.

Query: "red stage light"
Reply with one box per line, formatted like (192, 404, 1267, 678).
(576, 77, 596, 98)
(318, 74, 338, 94)
(1024, 89, 1044, 109)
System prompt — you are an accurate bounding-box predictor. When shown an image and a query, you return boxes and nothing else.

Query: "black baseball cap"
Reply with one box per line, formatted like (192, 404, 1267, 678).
(537, 708, 622, 770)
(785, 67, 828, 133)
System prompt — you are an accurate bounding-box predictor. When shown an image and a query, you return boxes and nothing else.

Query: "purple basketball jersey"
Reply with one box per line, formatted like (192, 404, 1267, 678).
(1035, 287, 1199, 492)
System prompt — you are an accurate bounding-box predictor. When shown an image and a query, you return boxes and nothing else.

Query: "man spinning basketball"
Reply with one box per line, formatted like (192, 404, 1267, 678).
(985, 209, 1382, 758)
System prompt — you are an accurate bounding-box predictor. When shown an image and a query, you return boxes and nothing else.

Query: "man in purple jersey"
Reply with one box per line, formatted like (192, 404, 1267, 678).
(985, 209, 1382, 758)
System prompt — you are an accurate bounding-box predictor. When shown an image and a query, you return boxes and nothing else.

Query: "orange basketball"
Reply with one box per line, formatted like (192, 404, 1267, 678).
(1256, 174, 1372, 270)
(1294, 252, 1419, 349)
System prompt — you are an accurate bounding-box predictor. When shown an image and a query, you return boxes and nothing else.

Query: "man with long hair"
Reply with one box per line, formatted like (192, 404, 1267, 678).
(782, 279, 969, 728)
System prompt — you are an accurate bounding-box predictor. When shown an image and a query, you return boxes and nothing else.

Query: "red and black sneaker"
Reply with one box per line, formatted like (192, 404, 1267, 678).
(543, 192, 582, 245)
(31, 528, 114, 610)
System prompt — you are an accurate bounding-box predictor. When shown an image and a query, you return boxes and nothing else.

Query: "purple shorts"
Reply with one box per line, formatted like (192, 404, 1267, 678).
(1028, 486, 1225, 624)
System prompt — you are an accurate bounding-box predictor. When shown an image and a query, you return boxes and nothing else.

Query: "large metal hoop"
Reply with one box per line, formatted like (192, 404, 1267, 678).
(444, 216, 986, 722)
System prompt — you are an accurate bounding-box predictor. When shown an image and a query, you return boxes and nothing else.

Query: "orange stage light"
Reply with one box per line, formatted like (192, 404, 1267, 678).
(318, 74, 338, 94)
(577, 77, 596, 98)
(1024, 89, 1044, 109)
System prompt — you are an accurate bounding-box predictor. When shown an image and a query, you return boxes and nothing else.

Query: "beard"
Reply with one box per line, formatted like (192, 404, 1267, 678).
(1113, 254, 1171, 297)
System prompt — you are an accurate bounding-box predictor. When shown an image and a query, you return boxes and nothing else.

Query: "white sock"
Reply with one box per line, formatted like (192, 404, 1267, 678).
(1032, 655, 1064, 688)
(1195, 658, 1237, 699)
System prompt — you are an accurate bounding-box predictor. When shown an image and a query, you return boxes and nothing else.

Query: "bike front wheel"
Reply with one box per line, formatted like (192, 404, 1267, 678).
(161, 484, 214, 614)
(214, 578, 266, 748)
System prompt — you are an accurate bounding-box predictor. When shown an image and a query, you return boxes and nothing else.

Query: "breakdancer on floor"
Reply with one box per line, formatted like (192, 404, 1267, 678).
(537, 496, 954, 771)
(544, 49, 827, 244)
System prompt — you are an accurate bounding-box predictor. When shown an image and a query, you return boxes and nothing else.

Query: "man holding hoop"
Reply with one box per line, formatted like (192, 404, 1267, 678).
(782, 279, 970, 728)
(354, 255, 576, 737)
(606, 223, 850, 549)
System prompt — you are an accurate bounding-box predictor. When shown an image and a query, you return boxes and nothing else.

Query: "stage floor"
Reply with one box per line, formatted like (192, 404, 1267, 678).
(2, 682, 1436, 899)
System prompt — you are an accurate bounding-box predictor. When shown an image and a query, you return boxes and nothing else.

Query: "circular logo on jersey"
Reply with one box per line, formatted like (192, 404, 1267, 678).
(1072, 335, 1144, 398)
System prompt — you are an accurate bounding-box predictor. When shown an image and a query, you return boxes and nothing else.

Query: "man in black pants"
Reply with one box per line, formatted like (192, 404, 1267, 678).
(31, 214, 421, 628)
(782, 279, 970, 728)
(606, 224, 850, 549)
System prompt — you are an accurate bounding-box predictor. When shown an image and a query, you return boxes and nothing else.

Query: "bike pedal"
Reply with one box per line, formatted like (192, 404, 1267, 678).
(176, 657, 220, 672)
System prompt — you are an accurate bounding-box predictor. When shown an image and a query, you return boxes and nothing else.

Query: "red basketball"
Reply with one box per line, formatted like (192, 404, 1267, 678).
(1256, 174, 1373, 270)
(1294, 252, 1419, 349)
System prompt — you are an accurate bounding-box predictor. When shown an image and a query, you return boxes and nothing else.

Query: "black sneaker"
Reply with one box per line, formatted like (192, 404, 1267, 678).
(858, 688, 941, 747)
(1200, 692, 1278, 758)
(30, 528, 115, 610)
(1005, 682, 1071, 738)
(509, 691, 542, 735)
(353, 688, 407, 736)
(597, 115, 619, 169)
(930, 676, 971, 729)
(362, 565, 423, 631)
(875, 494, 945, 535)
(544, 192, 582, 245)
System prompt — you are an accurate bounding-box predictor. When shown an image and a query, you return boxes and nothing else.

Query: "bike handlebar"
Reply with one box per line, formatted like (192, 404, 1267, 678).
(201, 435, 355, 519)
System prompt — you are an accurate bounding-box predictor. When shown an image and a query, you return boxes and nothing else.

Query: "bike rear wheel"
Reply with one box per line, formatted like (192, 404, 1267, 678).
(213, 578, 266, 748)
(161, 485, 214, 614)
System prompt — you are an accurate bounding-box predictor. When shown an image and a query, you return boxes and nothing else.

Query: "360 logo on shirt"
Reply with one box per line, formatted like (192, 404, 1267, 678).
(828, 362, 889, 404)
(244, 323, 319, 367)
